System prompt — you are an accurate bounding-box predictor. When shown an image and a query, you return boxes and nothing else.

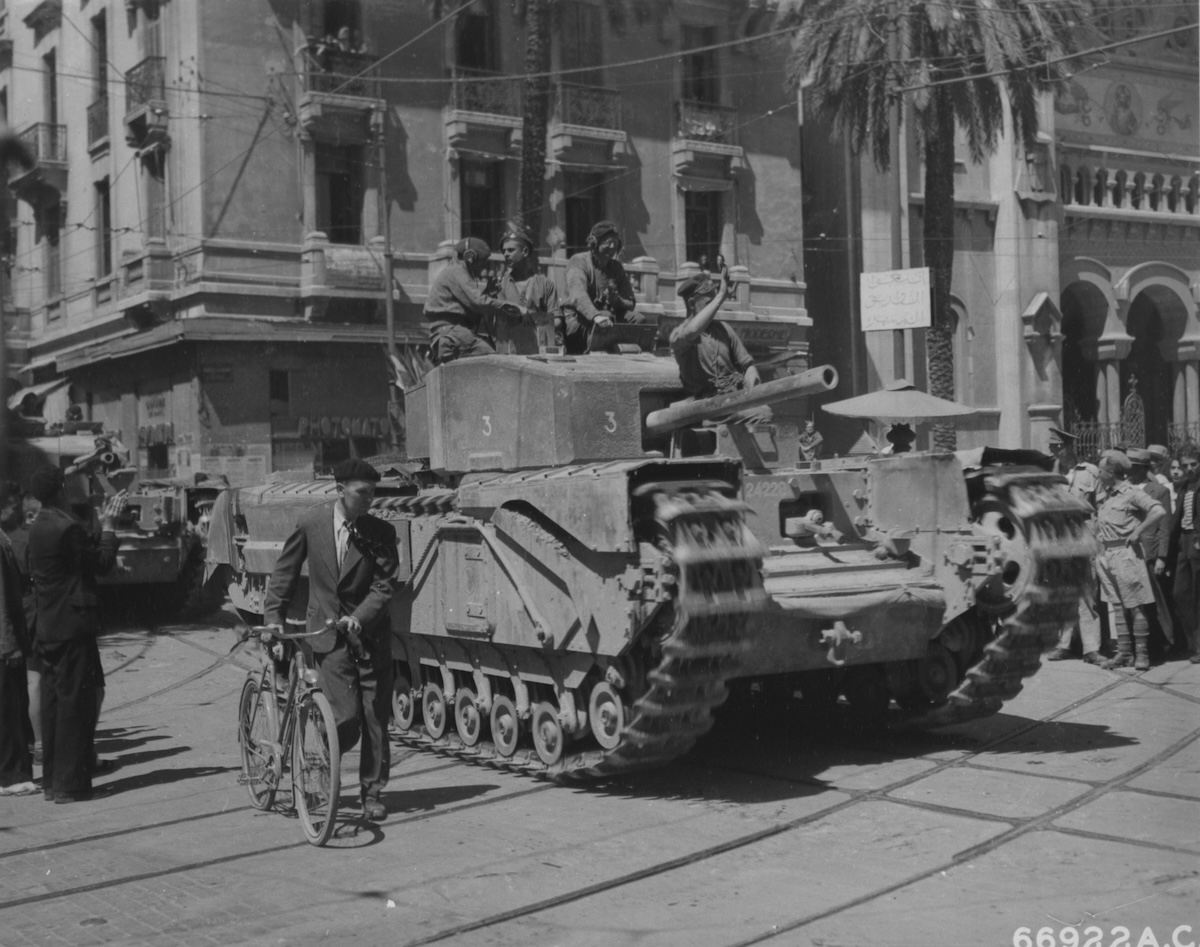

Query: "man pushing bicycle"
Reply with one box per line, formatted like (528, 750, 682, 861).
(264, 458, 400, 822)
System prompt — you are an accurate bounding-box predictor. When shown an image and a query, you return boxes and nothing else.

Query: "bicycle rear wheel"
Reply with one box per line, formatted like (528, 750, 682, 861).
(292, 690, 341, 846)
(238, 678, 276, 811)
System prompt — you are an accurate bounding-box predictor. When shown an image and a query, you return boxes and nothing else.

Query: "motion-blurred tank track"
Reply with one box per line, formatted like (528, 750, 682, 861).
(213, 353, 1094, 779)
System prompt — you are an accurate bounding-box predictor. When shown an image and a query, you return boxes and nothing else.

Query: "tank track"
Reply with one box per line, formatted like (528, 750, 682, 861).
(905, 470, 1097, 728)
(390, 483, 767, 780)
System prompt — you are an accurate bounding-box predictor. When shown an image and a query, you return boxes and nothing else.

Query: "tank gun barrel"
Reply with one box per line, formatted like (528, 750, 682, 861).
(645, 365, 839, 434)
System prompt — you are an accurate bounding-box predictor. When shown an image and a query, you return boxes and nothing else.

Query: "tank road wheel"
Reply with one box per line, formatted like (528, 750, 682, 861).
(454, 687, 483, 747)
(392, 669, 416, 733)
(588, 682, 624, 750)
(916, 642, 959, 704)
(422, 683, 448, 739)
(490, 696, 520, 758)
(531, 702, 564, 766)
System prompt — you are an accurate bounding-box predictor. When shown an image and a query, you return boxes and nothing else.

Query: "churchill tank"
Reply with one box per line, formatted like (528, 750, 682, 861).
(212, 352, 1094, 778)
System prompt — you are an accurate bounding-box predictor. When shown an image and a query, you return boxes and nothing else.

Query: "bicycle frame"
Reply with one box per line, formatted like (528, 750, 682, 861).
(243, 634, 320, 795)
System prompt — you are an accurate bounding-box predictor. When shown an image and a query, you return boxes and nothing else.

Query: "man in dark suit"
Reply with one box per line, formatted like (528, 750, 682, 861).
(265, 458, 399, 821)
(1169, 445, 1200, 663)
(27, 467, 124, 803)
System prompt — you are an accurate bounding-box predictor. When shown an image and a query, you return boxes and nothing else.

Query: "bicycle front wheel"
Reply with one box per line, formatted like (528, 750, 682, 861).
(238, 678, 276, 811)
(292, 690, 341, 846)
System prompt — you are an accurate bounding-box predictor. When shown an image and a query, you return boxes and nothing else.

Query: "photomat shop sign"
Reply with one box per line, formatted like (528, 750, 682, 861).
(860, 267, 931, 332)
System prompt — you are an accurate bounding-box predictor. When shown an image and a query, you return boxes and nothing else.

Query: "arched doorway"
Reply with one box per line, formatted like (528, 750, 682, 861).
(1124, 293, 1170, 448)
(1061, 285, 1100, 426)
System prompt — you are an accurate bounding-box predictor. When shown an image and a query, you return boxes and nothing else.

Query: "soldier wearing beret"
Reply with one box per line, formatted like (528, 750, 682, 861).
(423, 237, 531, 365)
(561, 220, 646, 354)
(1093, 449, 1166, 670)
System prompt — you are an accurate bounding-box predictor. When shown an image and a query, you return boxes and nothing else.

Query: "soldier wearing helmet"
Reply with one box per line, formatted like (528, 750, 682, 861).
(422, 237, 531, 365)
(561, 220, 646, 354)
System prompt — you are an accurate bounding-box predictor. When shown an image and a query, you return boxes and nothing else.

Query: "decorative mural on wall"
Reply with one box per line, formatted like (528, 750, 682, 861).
(1053, 3, 1198, 155)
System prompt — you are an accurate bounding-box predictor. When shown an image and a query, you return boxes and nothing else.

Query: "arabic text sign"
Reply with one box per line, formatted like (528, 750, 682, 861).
(860, 267, 931, 332)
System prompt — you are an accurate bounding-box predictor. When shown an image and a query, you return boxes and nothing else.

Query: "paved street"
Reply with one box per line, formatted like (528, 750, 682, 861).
(2, 610, 1198, 947)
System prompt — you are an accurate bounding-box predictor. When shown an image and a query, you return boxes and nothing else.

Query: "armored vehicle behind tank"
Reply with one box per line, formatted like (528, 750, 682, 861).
(215, 352, 1094, 777)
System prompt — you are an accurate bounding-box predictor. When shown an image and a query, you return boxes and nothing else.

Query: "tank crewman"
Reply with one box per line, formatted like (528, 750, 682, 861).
(1092, 449, 1166, 670)
(669, 263, 769, 425)
(493, 229, 558, 351)
(561, 220, 646, 354)
(1168, 444, 1200, 664)
(264, 458, 400, 822)
(423, 237, 530, 365)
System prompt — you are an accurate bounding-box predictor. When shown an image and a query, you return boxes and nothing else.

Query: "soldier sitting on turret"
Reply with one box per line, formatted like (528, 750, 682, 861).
(561, 220, 646, 355)
(670, 260, 769, 425)
(423, 237, 530, 366)
(491, 228, 558, 352)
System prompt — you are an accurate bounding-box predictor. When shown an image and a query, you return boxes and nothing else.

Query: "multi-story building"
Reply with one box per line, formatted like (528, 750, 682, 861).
(2, 0, 809, 480)
(804, 1, 1200, 456)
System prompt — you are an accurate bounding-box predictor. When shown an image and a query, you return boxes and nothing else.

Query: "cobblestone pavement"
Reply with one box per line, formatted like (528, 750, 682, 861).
(1, 610, 1198, 947)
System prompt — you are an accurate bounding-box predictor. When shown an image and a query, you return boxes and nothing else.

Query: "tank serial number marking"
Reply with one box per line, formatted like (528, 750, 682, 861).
(604, 411, 618, 434)
(745, 479, 795, 498)
(481, 416, 492, 436)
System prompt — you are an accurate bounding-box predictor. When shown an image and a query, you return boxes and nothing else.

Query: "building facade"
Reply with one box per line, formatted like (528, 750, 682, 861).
(802, 1, 1199, 457)
(2, 0, 810, 480)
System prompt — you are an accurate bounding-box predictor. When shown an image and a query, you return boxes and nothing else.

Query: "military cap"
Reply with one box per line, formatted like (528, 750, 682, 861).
(588, 220, 621, 243)
(332, 458, 381, 484)
(1127, 448, 1154, 466)
(1147, 444, 1170, 462)
(677, 274, 718, 303)
(1048, 427, 1077, 444)
(456, 236, 491, 260)
(1099, 449, 1131, 473)
(500, 228, 535, 251)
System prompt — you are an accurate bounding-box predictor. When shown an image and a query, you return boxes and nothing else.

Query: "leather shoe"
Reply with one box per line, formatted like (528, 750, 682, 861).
(53, 791, 94, 804)
(1081, 652, 1107, 666)
(1045, 648, 1072, 661)
(360, 797, 387, 822)
(1190, 653, 1200, 664)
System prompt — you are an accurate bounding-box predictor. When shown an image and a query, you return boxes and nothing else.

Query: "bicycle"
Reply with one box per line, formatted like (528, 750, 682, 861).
(235, 619, 342, 846)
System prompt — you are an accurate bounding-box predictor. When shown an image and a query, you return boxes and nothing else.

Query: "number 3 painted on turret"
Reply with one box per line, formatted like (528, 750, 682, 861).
(482, 416, 492, 436)
(604, 411, 617, 434)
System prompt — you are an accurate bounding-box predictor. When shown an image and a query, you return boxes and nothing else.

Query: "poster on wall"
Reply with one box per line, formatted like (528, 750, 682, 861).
(200, 454, 268, 486)
(859, 268, 931, 333)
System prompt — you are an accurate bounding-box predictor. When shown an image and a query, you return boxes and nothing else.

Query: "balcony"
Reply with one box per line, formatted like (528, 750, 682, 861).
(124, 56, 169, 148)
(549, 82, 626, 166)
(87, 97, 109, 150)
(444, 67, 522, 154)
(296, 47, 385, 145)
(8, 123, 66, 206)
(671, 99, 744, 179)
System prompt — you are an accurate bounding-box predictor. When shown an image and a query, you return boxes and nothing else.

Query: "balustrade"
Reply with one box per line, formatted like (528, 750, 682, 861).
(301, 48, 380, 98)
(674, 100, 738, 145)
(125, 56, 165, 113)
(18, 122, 65, 163)
(554, 83, 621, 130)
(449, 68, 521, 117)
(1060, 158, 1200, 217)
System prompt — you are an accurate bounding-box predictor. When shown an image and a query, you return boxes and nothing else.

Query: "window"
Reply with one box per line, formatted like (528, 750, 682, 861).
(43, 50, 57, 125)
(561, 2, 602, 86)
(321, 0, 361, 36)
(94, 178, 112, 277)
(45, 203, 62, 298)
(92, 12, 107, 100)
(455, 0, 495, 71)
(683, 190, 721, 268)
(460, 160, 503, 250)
(315, 144, 364, 245)
(564, 172, 604, 257)
(681, 25, 718, 104)
(269, 370, 290, 416)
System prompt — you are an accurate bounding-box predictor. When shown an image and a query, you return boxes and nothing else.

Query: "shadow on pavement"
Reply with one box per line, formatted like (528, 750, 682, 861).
(381, 782, 499, 814)
(96, 763, 239, 797)
(94, 726, 170, 754)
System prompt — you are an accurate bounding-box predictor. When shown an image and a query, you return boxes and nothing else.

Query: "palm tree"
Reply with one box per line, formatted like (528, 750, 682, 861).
(777, 0, 1092, 449)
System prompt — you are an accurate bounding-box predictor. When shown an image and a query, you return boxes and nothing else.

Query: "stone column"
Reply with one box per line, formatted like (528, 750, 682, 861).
(1174, 362, 1187, 428)
(1187, 360, 1200, 429)
(1105, 361, 1121, 430)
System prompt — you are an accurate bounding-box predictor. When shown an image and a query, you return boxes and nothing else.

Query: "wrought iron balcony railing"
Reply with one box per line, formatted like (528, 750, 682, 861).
(87, 97, 109, 146)
(448, 67, 521, 117)
(301, 48, 380, 98)
(554, 82, 621, 131)
(125, 56, 165, 113)
(674, 99, 738, 145)
(18, 122, 65, 164)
